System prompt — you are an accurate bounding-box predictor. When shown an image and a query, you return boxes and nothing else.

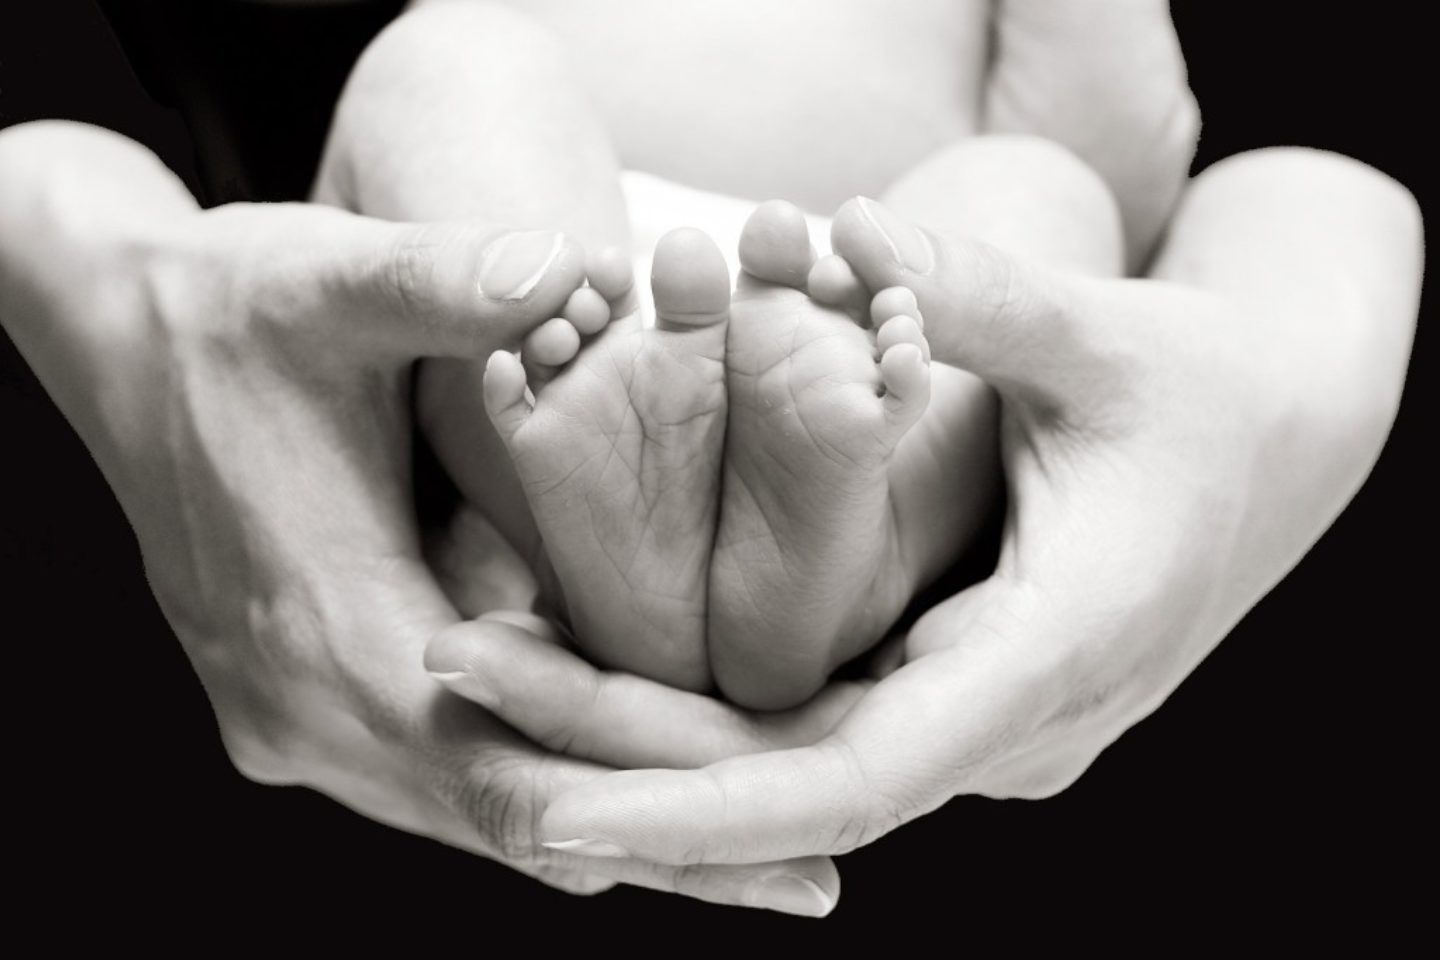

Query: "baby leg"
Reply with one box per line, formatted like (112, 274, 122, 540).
(313, 1, 635, 583)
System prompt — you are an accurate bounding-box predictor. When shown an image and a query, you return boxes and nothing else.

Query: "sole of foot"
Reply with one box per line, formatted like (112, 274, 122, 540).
(708, 200, 936, 710)
(483, 228, 732, 691)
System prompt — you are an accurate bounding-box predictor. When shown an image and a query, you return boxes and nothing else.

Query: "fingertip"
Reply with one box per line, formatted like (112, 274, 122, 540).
(425, 620, 480, 677)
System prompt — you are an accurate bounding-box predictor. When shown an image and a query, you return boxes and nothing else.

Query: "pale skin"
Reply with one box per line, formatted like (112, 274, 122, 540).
(429, 149, 1422, 866)
(0, 121, 843, 914)
(4, 0, 1416, 917)
(326, 0, 1139, 707)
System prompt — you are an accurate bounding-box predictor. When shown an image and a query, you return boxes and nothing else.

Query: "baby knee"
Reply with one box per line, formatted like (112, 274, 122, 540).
(895, 135, 1123, 276)
(967, 135, 1123, 262)
(1193, 147, 1422, 232)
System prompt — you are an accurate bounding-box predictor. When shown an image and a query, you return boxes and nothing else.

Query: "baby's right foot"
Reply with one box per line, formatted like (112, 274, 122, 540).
(484, 229, 730, 691)
(708, 201, 936, 710)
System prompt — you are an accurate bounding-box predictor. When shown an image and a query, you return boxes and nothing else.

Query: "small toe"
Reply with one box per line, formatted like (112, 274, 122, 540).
(651, 227, 731, 331)
(808, 254, 868, 318)
(482, 350, 533, 437)
(587, 246, 638, 316)
(880, 342, 930, 429)
(875, 314, 931, 363)
(870, 287, 921, 331)
(738, 200, 816, 288)
(524, 317, 582, 367)
(563, 287, 611, 336)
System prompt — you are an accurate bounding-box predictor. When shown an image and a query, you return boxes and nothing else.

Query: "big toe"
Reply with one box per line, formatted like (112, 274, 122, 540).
(738, 200, 817, 289)
(651, 228, 732, 331)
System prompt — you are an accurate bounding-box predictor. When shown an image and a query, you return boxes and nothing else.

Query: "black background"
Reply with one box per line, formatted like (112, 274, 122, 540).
(1, 1, 1431, 945)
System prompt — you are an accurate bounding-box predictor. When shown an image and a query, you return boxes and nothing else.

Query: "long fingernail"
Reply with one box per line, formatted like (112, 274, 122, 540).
(478, 230, 565, 301)
(856, 197, 934, 274)
(428, 669, 501, 712)
(542, 838, 630, 858)
(745, 875, 836, 918)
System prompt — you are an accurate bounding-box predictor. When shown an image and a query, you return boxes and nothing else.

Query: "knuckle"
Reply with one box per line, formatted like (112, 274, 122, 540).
(383, 230, 440, 322)
(454, 752, 546, 863)
(823, 740, 916, 853)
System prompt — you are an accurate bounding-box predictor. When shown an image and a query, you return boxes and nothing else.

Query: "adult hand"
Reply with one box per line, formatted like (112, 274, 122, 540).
(427, 148, 1421, 865)
(0, 120, 840, 915)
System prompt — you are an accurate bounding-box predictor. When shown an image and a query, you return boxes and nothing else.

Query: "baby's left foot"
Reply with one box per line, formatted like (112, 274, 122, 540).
(708, 201, 935, 709)
(485, 229, 730, 691)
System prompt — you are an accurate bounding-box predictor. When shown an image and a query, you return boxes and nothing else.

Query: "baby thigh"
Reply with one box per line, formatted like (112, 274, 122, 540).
(314, 0, 629, 248)
(880, 134, 1124, 279)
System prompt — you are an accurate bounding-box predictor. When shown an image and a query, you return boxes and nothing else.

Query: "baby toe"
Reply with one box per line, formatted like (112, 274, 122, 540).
(870, 286, 921, 331)
(875, 313, 931, 364)
(738, 200, 817, 288)
(525, 317, 582, 368)
(563, 287, 611, 336)
(879, 341, 930, 431)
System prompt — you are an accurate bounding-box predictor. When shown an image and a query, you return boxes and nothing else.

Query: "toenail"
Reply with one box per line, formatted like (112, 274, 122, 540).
(856, 198, 934, 274)
(478, 230, 566, 301)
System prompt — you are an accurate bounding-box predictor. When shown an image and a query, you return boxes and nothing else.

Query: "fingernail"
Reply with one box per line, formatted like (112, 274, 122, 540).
(428, 668, 501, 712)
(856, 197, 934, 274)
(478, 230, 565, 301)
(542, 838, 630, 858)
(746, 875, 835, 918)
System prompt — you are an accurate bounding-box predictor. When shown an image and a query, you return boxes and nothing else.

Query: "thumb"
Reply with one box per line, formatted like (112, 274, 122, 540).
(830, 197, 1133, 413)
(232, 205, 586, 360)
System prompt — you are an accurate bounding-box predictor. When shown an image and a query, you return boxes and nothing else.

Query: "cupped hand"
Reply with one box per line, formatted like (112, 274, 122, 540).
(427, 148, 1421, 866)
(0, 121, 839, 915)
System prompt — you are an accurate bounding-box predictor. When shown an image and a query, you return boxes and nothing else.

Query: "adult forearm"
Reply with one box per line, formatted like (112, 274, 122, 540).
(1152, 148, 1423, 592)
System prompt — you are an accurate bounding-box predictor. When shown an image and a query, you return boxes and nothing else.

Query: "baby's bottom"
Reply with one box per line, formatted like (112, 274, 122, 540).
(312, 0, 1121, 698)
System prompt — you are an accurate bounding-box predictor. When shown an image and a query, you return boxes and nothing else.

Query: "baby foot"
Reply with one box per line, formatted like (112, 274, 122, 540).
(708, 201, 947, 710)
(484, 228, 730, 691)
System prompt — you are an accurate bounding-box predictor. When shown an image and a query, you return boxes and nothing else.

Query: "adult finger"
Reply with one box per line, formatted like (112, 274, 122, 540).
(560, 854, 838, 918)
(213, 204, 587, 360)
(533, 579, 1073, 865)
(426, 616, 864, 769)
(433, 715, 839, 916)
